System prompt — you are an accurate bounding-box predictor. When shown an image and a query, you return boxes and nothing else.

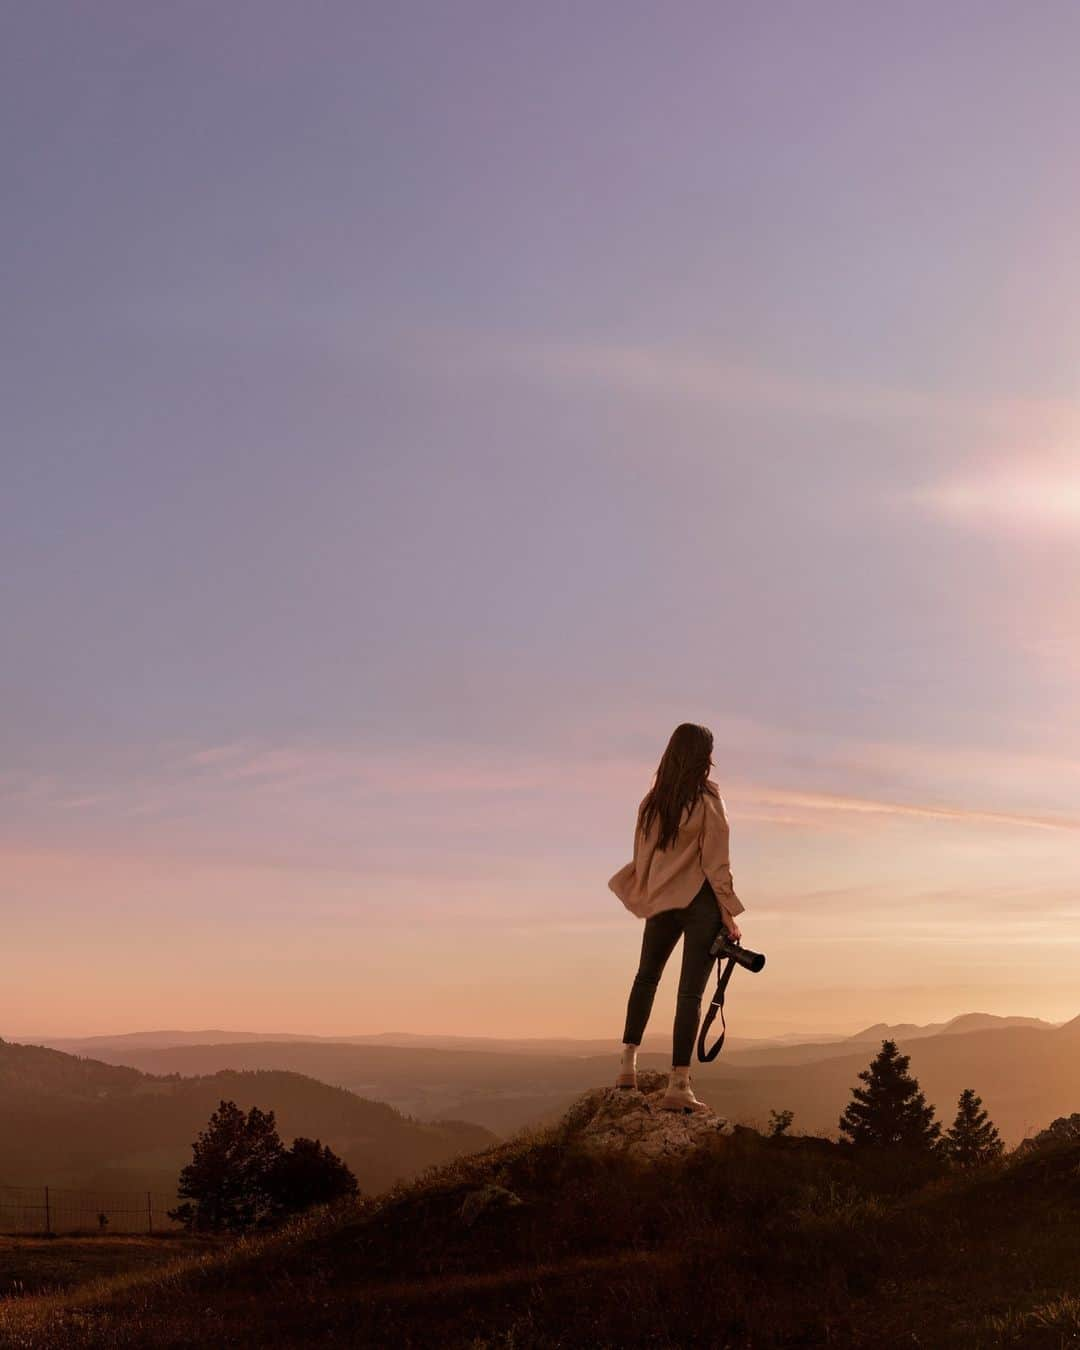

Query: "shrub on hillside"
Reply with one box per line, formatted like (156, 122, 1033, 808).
(268, 1136, 359, 1214)
(768, 1109, 795, 1138)
(1017, 1112, 1080, 1155)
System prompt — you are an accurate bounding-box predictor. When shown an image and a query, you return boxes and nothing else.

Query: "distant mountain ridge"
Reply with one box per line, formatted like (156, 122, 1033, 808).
(848, 1012, 1058, 1041)
(35, 1029, 342, 1053)
(25, 1011, 1076, 1144)
(35, 1028, 850, 1056)
(33, 1010, 1055, 1060)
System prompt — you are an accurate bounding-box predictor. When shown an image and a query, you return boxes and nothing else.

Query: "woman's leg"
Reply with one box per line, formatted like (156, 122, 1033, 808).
(671, 883, 724, 1067)
(622, 909, 682, 1047)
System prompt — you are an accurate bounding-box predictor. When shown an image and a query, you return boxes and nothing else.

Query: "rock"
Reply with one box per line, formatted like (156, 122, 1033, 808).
(458, 1184, 524, 1227)
(564, 1070, 735, 1160)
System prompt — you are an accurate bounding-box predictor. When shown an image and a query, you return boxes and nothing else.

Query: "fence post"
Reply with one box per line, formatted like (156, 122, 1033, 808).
(147, 1192, 153, 1235)
(44, 1185, 50, 1237)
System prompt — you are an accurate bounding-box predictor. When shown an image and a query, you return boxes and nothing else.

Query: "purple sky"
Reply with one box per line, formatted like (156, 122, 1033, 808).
(4, 3, 1080, 1038)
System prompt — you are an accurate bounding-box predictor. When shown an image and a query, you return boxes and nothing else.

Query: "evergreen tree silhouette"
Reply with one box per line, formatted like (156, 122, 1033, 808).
(267, 1136, 359, 1216)
(168, 1099, 285, 1232)
(943, 1088, 1003, 1166)
(839, 1039, 941, 1150)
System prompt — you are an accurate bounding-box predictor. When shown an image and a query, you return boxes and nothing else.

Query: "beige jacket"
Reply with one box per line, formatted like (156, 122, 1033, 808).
(608, 781, 745, 922)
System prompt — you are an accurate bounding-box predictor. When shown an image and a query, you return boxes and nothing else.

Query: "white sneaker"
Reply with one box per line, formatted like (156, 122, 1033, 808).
(660, 1073, 710, 1113)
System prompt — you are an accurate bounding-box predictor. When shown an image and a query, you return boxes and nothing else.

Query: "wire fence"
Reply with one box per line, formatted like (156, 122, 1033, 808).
(0, 1184, 182, 1236)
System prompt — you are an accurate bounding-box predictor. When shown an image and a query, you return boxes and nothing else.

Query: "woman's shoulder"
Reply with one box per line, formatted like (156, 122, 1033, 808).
(702, 781, 728, 816)
(683, 783, 719, 823)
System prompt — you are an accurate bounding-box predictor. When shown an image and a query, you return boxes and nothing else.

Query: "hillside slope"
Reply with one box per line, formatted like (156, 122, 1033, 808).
(46, 1038, 606, 1133)
(0, 1041, 494, 1196)
(3, 1079, 1080, 1347)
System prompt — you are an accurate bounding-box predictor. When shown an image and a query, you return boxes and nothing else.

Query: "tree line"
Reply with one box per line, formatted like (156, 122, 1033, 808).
(837, 1037, 1001, 1163)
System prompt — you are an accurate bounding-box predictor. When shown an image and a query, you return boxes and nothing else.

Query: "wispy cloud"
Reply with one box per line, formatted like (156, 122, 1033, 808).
(741, 786, 1080, 833)
(425, 329, 1080, 436)
(170, 738, 1080, 834)
(7, 731, 1079, 883)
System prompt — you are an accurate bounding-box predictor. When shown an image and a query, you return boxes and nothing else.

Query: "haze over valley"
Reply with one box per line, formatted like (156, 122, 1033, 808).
(21, 1009, 1076, 1146)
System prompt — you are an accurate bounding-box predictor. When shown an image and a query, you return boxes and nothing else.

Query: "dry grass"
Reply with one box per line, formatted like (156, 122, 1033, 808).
(0, 1235, 212, 1301)
(3, 1121, 1080, 1348)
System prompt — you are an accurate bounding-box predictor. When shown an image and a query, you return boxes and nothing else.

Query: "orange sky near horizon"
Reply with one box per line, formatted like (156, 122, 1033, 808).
(6, 721, 1080, 1042)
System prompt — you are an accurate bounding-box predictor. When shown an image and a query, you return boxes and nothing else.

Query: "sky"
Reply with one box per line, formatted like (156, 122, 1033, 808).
(3, 2, 1080, 1042)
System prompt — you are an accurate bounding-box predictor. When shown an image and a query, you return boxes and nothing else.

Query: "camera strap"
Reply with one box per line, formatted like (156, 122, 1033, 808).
(696, 954, 738, 1063)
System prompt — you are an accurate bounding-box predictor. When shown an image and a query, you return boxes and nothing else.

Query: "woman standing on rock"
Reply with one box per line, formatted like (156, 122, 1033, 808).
(609, 722, 745, 1112)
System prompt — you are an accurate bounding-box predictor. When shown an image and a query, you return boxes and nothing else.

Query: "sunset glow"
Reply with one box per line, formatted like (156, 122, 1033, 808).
(5, 4, 1080, 1046)
(922, 466, 1080, 527)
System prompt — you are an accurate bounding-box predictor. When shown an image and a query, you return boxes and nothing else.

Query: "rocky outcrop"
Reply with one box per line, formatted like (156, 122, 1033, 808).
(458, 1183, 525, 1226)
(561, 1070, 735, 1160)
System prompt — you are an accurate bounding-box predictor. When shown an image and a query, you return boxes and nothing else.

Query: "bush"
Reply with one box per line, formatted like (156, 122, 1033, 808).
(268, 1137, 359, 1214)
(768, 1109, 795, 1138)
(1018, 1112, 1080, 1155)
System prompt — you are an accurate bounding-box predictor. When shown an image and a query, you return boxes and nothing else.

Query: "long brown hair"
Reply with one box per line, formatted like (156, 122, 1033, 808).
(638, 723, 715, 850)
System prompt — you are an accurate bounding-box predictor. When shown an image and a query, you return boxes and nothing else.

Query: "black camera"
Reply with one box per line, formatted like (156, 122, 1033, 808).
(697, 931, 766, 1062)
(709, 932, 766, 973)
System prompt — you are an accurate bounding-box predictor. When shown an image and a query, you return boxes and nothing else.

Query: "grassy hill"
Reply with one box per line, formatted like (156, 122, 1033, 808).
(3, 1086, 1080, 1347)
(0, 1041, 494, 1200)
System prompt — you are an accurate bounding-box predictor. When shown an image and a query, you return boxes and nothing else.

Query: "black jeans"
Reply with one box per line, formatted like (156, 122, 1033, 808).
(622, 880, 724, 1067)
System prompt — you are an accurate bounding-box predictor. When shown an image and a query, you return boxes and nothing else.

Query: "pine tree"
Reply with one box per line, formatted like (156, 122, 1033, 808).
(838, 1039, 941, 1151)
(943, 1088, 1003, 1167)
(168, 1099, 285, 1232)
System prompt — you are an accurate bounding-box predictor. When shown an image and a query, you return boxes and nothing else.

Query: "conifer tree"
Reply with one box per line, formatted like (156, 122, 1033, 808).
(168, 1100, 359, 1232)
(943, 1088, 1003, 1166)
(169, 1099, 285, 1232)
(838, 1039, 941, 1151)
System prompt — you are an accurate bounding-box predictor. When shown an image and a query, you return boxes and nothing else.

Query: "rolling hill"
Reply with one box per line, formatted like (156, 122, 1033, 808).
(0, 1040, 494, 1198)
(4, 1081, 1080, 1347)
